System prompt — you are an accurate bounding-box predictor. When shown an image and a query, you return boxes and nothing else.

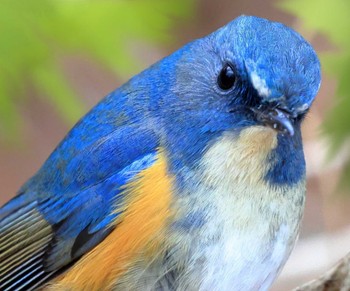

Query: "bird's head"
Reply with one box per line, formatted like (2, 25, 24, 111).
(140, 16, 321, 178)
(164, 16, 321, 138)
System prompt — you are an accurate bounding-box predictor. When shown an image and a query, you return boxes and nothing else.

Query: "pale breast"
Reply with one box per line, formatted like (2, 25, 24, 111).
(170, 126, 306, 291)
(113, 127, 306, 291)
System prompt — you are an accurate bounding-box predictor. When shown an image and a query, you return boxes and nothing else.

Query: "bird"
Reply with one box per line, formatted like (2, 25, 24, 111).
(0, 15, 321, 291)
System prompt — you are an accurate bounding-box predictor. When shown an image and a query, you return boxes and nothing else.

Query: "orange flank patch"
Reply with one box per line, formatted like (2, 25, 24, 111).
(48, 151, 174, 291)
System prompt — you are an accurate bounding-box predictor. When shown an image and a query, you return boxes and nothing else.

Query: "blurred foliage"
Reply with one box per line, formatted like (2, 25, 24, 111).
(279, 0, 350, 188)
(0, 0, 194, 141)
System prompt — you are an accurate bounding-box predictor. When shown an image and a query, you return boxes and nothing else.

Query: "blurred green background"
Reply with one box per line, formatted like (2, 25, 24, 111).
(0, 0, 194, 140)
(0, 0, 349, 289)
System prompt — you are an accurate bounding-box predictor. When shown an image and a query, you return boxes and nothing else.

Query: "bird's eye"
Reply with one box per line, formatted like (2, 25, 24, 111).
(217, 63, 236, 90)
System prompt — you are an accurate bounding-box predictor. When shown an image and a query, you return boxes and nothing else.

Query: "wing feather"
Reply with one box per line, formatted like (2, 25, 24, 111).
(0, 202, 54, 290)
(0, 121, 159, 290)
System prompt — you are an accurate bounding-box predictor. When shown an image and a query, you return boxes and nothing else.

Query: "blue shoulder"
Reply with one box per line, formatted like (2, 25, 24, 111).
(1, 84, 160, 269)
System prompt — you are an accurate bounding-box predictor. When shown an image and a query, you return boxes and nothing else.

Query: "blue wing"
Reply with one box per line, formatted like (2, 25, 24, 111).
(0, 89, 160, 290)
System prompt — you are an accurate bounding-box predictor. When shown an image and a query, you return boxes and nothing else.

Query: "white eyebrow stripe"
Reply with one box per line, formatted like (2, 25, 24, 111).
(250, 71, 271, 98)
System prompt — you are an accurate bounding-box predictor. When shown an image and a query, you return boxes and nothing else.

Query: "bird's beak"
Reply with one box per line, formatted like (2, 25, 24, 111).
(252, 106, 295, 136)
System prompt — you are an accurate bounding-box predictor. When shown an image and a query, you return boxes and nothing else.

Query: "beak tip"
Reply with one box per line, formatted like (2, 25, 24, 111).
(254, 107, 295, 137)
(283, 122, 295, 137)
(284, 129, 294, 137)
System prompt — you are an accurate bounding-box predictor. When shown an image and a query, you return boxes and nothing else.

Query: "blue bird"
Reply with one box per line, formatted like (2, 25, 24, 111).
(0, 15, 320, 291)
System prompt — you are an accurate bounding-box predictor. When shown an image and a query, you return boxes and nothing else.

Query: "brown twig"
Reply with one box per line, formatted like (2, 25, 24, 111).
(295, 252, 350, 291)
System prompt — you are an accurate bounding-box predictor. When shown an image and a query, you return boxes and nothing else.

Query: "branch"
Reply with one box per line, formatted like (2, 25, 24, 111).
(295, 252, 350, 290)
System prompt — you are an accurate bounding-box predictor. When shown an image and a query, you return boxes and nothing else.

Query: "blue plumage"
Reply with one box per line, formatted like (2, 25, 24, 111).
(0, 15, 321, 290)
(0, 85, 161, 286)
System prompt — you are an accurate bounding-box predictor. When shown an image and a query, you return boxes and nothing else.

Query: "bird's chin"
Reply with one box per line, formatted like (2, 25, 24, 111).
(237, 126, 278, 152)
